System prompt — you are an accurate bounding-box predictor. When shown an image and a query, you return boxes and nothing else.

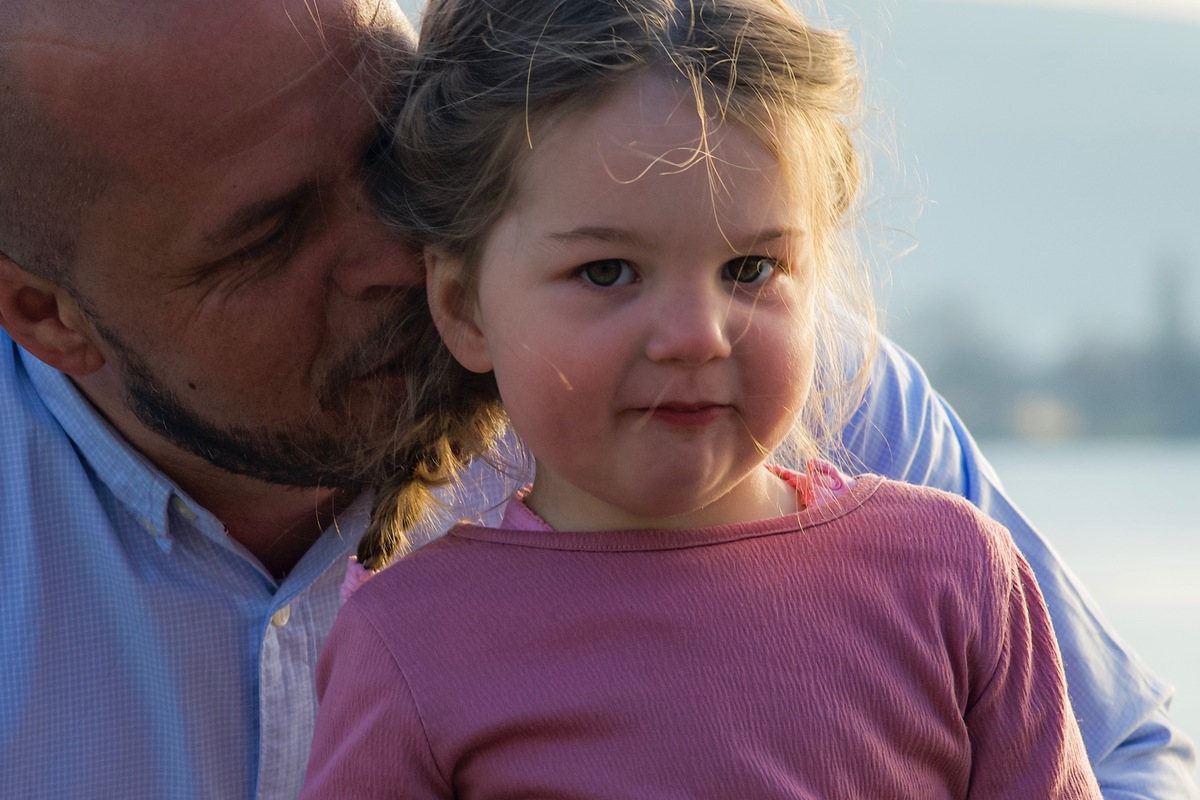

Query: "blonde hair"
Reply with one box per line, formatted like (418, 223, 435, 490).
(361, 0, 876, 569)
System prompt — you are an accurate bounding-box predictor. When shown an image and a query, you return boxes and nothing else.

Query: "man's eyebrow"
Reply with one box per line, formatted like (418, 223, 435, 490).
(201, 183, 314, 247)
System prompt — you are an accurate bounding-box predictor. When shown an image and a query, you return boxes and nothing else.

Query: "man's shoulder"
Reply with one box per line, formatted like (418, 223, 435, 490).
(0, 334, 74, 460)
(0, 334, 116, 537)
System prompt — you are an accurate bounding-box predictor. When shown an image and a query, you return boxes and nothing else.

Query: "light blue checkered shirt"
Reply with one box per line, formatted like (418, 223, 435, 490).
(0, 330, 1195, 798)
(0, 334, 514, 799)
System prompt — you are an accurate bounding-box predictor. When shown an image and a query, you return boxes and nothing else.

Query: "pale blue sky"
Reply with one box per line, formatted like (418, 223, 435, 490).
(821, 0, 1200, 363)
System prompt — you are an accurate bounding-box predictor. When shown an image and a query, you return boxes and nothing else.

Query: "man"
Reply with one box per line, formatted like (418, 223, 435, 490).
(0, 0, 1194, 798)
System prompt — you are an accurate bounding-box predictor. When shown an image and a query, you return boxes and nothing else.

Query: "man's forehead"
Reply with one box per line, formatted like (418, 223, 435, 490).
(4, 0, 409, 169)
(1, 0, 403, 44)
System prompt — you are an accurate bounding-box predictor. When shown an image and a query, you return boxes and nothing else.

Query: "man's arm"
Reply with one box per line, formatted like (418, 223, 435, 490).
(840, 336, 1199, 799)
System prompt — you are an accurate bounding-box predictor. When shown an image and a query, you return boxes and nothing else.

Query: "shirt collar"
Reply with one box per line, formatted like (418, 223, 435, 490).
(20, 346, 219, 549)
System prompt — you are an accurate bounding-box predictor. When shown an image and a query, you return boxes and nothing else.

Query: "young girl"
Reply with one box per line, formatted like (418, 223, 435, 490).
(301, 0, 1101, 796)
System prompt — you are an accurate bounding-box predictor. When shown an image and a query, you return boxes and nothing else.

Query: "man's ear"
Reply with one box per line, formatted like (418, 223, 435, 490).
(0, 253, 106, 376)
(425, 247, 493, 374)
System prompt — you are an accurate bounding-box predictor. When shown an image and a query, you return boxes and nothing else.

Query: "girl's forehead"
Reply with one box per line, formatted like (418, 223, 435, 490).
(526, 74, 781, 188)
(495, 75, 808, 246)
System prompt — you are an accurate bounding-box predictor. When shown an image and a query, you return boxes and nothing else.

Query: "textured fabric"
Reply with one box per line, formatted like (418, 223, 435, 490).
(2, 327, 1195, 799)
(302, 476, 1102, 799)
(0, 334, 516, 800)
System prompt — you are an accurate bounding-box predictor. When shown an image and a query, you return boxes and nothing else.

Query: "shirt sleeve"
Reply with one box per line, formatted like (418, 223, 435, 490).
(841, 336, 1200, 799)
(964, 521, 1102, 798)
(300, 603, 451, 800)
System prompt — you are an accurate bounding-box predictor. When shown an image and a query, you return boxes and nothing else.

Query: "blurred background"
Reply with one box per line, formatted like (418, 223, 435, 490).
(399, 0, 1200, 755)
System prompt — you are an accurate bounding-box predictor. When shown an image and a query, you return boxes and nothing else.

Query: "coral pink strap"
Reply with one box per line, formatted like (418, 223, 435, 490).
(769, 459, 856, 509)
(340, 557, 376, 602)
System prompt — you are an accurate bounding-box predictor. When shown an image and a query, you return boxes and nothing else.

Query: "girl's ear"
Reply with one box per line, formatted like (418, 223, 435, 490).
(425, 246, 493, 374)
(0, 254, 106, 376)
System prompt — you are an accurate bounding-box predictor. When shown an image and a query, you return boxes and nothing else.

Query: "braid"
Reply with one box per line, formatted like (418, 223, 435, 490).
(358, 347, 507, 570)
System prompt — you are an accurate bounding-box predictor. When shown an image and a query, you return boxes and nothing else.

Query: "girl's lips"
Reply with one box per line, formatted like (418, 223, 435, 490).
(644, 403, 732, 426)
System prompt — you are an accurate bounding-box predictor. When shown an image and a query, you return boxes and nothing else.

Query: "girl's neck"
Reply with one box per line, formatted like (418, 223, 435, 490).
(524, 462, 800, 532)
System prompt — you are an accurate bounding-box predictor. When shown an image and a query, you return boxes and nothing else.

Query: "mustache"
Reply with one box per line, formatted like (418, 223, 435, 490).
(317, 285, 439, 412)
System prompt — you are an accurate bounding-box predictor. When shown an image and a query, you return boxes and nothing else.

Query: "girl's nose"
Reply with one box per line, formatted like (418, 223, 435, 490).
(644, 287, 734, 365)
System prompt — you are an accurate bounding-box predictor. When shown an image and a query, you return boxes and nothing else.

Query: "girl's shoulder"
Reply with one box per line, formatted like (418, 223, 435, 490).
(337, 527, 487, 610)
(842, 475, 1027, 578)
(782, 460, 1010, 556)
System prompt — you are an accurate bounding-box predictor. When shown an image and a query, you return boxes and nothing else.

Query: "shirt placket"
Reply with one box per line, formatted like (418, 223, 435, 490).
(256, 592, 318, 800)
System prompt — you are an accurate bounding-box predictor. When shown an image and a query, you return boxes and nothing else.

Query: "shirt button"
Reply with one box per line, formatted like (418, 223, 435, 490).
(271, 605, 291, 627)
(171, 496, 198, 522)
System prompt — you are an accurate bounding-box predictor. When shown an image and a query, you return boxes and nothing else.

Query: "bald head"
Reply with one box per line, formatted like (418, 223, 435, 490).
(0, 3, 111, 282)
(0, 0, 412, 285)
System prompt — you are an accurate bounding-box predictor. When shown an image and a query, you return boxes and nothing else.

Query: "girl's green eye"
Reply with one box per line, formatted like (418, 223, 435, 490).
(723, 256, 777, 285)
(578, 259, 636, 287)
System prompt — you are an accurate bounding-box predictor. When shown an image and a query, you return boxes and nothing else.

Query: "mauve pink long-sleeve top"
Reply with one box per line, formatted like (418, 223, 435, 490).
(302, 474, 1101, 799)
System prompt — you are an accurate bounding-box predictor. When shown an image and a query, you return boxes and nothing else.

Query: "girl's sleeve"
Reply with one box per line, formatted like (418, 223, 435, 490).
(964, 520, 1103, 799)
(299, 603, 451, 800)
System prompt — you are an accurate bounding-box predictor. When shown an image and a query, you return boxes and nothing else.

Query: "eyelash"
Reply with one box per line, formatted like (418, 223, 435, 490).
(575, 259, 638, 288)
(232, 222, 294, 266)
(723, 256, 780, 285)
(572, 256, 783, 289)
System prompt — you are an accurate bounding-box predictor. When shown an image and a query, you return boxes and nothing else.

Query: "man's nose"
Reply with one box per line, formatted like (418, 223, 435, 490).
(329, 186, 425, 299)
(643, 285, 734, 366)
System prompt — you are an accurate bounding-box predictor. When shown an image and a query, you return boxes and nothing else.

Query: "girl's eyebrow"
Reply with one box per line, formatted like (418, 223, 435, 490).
(546, 226, 647, 245)
(546, 226, 803, 247)
(735, 229, 796, 244)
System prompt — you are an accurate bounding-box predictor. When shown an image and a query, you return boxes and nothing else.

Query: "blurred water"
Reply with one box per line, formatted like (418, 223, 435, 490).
(982, 439, 1200, 750)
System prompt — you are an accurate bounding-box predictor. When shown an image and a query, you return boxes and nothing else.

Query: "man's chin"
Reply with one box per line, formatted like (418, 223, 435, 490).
(95, 308, 414, 489)
(131, 392, 395, 489)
